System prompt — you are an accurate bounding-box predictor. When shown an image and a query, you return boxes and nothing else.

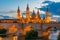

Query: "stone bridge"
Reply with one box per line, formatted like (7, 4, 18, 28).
(0, 23, 60, 30)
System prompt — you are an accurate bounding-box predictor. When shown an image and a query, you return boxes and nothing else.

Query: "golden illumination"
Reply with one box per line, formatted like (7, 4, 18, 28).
(0, 25, 3, 29)
(0, 5, 50, 23)
(17, 6, 20, 19)
(43, 30, 50, 36)
(23, 25, 31, 34)
(20, 28, 24, 34)
(45, 7, 50, 23)
(21, 15, 25, 23)
(12, 36, 17, 40)
(26, 4, 30, 23)
(9, 25, 17, 33)
(37, 10, 41, 23)
(31, 10, 38, 23)
(42, 27, 51, 36)
(20, 25, 31, 35)
(0, 37, 2, 40)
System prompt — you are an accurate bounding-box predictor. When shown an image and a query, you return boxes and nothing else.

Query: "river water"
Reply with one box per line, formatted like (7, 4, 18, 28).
(49, 30, 60, 40)
(1, 30, 60, 40)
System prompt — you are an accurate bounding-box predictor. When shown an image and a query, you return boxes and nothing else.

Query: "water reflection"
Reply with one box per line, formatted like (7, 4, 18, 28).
(49, 30, 59, 40)
(0, 30, 60, 40)
(0, 37, 2, 40)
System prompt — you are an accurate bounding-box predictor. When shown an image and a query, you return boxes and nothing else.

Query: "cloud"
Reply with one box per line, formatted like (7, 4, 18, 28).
(52, 15, 60, 22)
(39, 1, 60, 16)
(0, 10, 16, 19)
(49, 0, 60, 2)
(0, 10, 16, 14)
(0, 15, 15, 19)
(40, 11, 45, 14)
(50, 17, 56, 21)
(42, 1, 55, 4)
(0, 15, 4, 19)
(37, 1, 60, 22)
(50, 17, 56, 22)
(53, 15, 60, 18)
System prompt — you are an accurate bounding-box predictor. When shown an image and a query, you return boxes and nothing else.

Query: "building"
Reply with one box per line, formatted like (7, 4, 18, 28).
(0, 4, 50, 24)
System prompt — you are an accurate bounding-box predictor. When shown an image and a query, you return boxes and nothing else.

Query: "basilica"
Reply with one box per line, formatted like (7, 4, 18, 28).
(0, 4, 50, 23)
(0, 4, 58, 40)
(17, 4, 50, 23)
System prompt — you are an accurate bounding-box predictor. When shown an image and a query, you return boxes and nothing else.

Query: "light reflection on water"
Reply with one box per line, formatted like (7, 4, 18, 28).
(1, 30, 60, 40)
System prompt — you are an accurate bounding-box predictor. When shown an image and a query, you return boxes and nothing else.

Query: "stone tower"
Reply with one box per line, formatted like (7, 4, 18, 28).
(32, 10, 36, 19)
(31, 10, 37, 23)
(26, 4, 30, 23)
(17, 6, 20, 19)
(37, 10, 41, 23)
(45, 7, 50, 23)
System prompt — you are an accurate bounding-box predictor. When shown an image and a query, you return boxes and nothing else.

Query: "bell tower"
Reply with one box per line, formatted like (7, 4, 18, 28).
(45, 7, 50, 23)
(32, 10, 36, 19)
(37, 10, 41, 23)
(26, 4, 30, 23)
(31, 10, 37, 23)
(17, 6, 20, 19)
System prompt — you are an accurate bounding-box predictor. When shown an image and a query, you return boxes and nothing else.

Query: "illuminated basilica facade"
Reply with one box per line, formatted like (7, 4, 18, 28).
(0, 4, 50, 23)
(18, 4, 50, 23)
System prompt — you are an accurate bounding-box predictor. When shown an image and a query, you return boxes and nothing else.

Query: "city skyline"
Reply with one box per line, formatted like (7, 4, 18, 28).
(0, 0, 60, 22)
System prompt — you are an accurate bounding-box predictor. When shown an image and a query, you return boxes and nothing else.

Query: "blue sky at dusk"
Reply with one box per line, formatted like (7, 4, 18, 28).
(0, 0, 60, 22)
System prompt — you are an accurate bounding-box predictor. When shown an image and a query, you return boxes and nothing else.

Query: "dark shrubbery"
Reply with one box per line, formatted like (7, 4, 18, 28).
(25, 30, 38, 39)
(0, 28, 7, 38)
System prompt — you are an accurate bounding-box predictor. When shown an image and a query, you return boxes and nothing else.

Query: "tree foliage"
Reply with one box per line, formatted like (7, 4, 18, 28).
(25, 30, 38, 39)
(0, 28, 7, 38)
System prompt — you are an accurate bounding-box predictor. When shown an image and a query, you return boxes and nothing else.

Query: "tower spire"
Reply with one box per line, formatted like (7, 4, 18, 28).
(17, 6, 20, 19)
(26, 4, 30, 23)
(37, 10, 41, 23)
(18, 6, 19, 10)
(37, 10, 41, 19)
(27, 4, 29, 9)
(46, 7, 49, 17)
(32, 10, 35, 16)
(31, 10, 37, 23)
(32, 10, 36, 19)
(46, 6, 48, 11)
(45, 6, 50, 23)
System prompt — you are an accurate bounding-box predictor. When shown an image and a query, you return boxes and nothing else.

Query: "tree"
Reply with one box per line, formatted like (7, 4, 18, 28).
(0, 28, 7, 38)
(57, 32, 60, 40)
(25, 30, 38, 39)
